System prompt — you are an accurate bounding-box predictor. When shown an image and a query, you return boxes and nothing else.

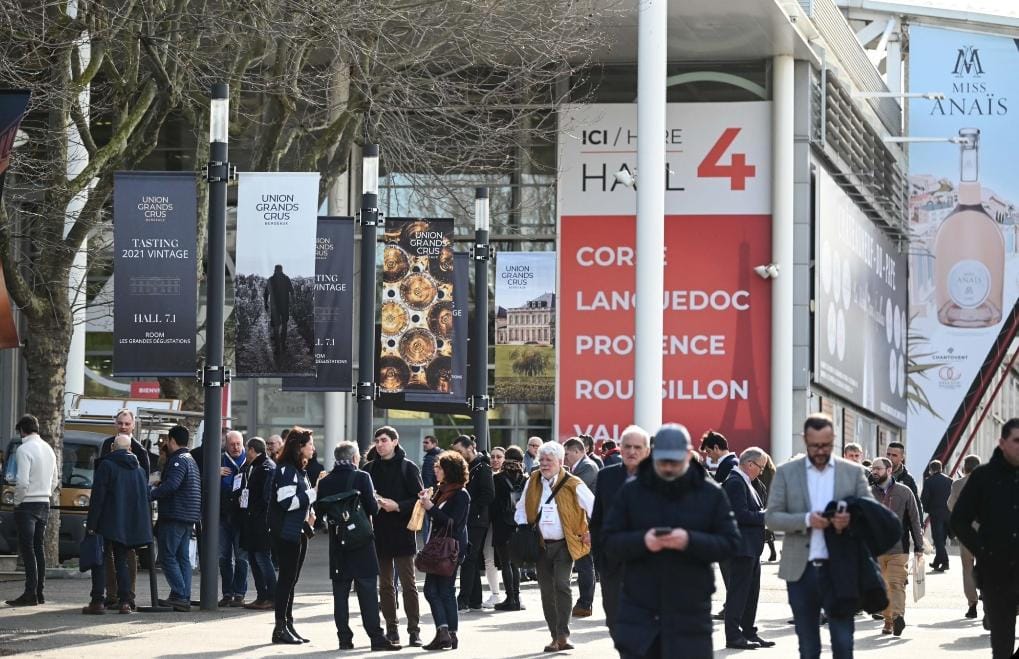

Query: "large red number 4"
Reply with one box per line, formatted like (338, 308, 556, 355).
(697, 128, 756, 191)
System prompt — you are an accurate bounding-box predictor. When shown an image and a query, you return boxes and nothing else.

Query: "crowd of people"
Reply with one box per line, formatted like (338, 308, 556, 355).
(4, 409, 1019, 658)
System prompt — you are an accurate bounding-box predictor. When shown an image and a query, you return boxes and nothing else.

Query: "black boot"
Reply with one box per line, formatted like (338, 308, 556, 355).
(449, 631, 458, 650)
(422, 627, 452, 651)
(272, 625, 302, 645)
(494, 596, 522, 611)
(287, 621, 310, 643)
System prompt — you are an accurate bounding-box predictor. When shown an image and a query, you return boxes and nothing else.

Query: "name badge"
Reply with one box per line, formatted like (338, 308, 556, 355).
(232, 473, 243, 492)
(239, 489, 249, 509)
(540, 503, 557, 527)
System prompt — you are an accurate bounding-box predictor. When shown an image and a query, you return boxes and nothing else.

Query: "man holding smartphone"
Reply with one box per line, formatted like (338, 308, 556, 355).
(765, 413, 873, 659)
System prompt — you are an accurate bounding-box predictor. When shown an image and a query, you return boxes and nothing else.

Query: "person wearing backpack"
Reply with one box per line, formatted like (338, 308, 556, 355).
(316, 441, 401, 652)
(492, 445, 527, 611)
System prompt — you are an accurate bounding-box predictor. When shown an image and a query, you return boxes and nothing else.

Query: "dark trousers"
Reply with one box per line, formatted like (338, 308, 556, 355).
(537, 540, 575, 640)
(575, 552, 595, 609)
(930, 516, 950, 568)
(601, 565, 623, 631)
(724, 555, 761, 643)
(271, 535, 307, 627)
(620, 633, 712, 659)
(494, 542, 519, 598)
(333, 575, 385, 643)
(457, 526, 487, 607)
(787, 563, 854, 659)
(104, 546, 137, 604)
(424, 573, 459, 631)
(91, 541, 131, 604)
(13, 502, 47, 598)
(983, 587, 1019, 659)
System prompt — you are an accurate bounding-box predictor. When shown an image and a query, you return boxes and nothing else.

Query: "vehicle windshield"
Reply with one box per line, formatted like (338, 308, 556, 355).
(62, 443, 98, 488)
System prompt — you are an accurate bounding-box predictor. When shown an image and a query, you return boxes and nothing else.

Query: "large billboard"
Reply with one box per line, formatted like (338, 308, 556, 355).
(814, 169, 908, 426)
(557, 103, 772, 451)
(908, 26, 1019, 465)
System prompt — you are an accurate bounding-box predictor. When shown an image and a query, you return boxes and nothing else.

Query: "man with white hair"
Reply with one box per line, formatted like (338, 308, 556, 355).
(266, 434, 284, 461)
(514, 441, 595, 652)
(590, 424, 651, 631)
(218, 430, 249, 607)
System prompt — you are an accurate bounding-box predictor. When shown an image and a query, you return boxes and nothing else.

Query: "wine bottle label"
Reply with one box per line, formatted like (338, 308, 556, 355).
(947, 259, 991, 309)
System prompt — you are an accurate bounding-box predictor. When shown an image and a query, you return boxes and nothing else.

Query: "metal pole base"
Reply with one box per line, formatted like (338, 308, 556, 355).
(136, 544, 174, 613)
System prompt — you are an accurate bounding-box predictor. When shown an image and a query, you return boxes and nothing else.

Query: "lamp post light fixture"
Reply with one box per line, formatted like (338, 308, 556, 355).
(472, 187, 491, 451)
(200, 82, 232, 611)
(356, 144, 380, 453)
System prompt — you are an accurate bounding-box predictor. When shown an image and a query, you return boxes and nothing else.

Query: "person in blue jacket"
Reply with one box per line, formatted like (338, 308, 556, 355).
(417, 450, 471, 651)
(149, 425, 200, 612)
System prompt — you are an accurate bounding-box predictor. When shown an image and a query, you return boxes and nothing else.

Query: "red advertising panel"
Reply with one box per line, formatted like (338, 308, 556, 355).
(558, 215, 771, 450)
(130, 381, 161, 399)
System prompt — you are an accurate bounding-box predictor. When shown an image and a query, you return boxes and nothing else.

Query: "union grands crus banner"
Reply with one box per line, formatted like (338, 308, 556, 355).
(283, 217, 354, 392)
(113, 172, 198, 376)
(378, 217, 456, 394)
(234, 172, 320, 378)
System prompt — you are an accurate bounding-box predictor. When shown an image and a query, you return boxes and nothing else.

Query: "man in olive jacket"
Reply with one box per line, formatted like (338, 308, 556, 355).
(950, 419, 1019, 659)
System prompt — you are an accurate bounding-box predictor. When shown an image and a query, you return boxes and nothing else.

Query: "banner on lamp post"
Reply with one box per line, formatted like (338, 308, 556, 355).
(0, 91, 31, 350)
(378, 217, 456, 394)
(235, 172, 320, 378)
(495, 252, 556, 403)
(283, 217, 355, 392)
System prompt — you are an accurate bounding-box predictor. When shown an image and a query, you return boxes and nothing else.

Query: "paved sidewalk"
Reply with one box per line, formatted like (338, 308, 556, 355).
(0, 538, 999, 657)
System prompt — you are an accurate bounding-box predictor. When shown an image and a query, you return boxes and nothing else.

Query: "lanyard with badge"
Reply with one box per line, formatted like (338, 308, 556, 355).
(535, 474, 571, 530)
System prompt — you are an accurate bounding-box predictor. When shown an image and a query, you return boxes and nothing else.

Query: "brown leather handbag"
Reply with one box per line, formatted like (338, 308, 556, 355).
(414, 521, 460, 577)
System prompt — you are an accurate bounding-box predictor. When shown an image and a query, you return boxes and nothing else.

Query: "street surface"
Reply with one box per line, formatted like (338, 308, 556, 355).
(0, 537, 996, 657)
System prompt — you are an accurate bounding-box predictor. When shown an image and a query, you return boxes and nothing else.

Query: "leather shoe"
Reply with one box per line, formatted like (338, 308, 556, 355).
(725, 639, 759, 650)
(272, 627, 302, 645)
(370, 639, 402, 651)
(571, 605, 592, 618)
(287, 623, 310, 643)
(892, 615, 906, 636)
(339, 639, 355, 650)
(965, 603, 978, 619)
(5, 593, 39, 607)
(81, 601, 106, 615)
(118, 602, 132, 614)
(217, 595, 232, 607)
(747, 636, 775, 648)
(408, 632, 423, 647)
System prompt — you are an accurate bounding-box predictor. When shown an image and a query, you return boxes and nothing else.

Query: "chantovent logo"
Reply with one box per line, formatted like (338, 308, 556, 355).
(952, 46, 984, 76)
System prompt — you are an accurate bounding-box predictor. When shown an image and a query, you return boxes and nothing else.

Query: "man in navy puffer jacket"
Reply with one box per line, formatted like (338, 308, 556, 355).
(150, 425, 201, 611)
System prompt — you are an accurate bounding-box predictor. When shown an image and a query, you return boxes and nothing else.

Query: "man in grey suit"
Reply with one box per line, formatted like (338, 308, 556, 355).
(765, 413, 873, 659)
(564, 438, 598, 617)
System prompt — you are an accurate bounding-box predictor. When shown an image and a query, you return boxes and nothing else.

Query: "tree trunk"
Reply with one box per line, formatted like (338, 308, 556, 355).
(22, 308, 71, 566)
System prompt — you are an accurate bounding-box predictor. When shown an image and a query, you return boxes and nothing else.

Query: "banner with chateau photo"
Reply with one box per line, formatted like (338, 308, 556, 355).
(908, 26, 1019, 466)
(495, 252, 556, 403)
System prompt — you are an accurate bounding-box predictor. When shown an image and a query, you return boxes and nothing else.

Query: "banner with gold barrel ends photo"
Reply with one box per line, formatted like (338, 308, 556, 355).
(378, 217, 455, 394)
(495, 252, 556, 403)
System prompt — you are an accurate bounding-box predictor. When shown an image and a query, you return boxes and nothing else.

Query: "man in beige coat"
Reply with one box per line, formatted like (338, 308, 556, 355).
(947, 453, 982, 620)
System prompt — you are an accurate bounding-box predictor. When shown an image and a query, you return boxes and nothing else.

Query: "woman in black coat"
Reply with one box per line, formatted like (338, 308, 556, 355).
(417, 451, 471, 651)
(491, 446, 526, 610)
(267, 427, 316, 645)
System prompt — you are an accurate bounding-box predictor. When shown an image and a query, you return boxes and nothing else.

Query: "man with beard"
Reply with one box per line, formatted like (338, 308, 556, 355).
(885, 441, 921, 517)
(604, 424, 740, 658)
(766, 413, 873, 659)
(263, 264, 294, 353)
(451, 435, 495, 612)
(363, 426, 424, 647)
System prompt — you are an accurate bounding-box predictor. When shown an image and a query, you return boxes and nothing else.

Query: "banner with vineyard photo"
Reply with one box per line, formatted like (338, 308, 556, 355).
(495, 252, 556, 403)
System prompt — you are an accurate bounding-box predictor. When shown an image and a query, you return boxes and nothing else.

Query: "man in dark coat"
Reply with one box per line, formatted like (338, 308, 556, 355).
(318, 441, 400, 651)
(97, 409, 150, 609)
(721, 448, 775, 649)
(564, 437, 599, 617)
(82, 435, 153, 615)
(363, 426, 424, 647)
(580, 435, 605, 469)
(451, 435, 495, 611)
(149, 425, 201, 611)
(950, 419, 1019, 659)
(604, 424, 740, 659)
(239, 437, 276, 610)
(591, 425, 650, 632)
(921, 459, 953, 572)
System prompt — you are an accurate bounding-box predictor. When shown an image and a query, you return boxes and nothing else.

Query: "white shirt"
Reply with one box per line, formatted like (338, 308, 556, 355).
(804, 459, 835, 561)
(736, 468, 762, 507)
(13, 434, 58, 506)
(514, 471, 595, 541)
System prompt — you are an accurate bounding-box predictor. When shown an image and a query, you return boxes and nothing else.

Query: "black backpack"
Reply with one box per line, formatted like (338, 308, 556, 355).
(314, 472, 373, 551)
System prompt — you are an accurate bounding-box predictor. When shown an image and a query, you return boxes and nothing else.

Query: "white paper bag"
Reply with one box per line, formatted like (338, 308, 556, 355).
(911, 554, 926, 602)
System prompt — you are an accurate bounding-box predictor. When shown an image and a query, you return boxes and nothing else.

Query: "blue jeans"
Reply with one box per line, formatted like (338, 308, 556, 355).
(92, 541, 131, 604)
(787, 562, 854, 659)
(248, 549, 276, 602)
(158, 520, 193, 601)
(219, 519, 248, 597)
(13, 502, 48, 597)
(424, 573, 459, 631)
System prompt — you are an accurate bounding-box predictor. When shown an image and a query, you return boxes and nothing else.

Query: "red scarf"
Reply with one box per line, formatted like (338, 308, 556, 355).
(433, 482, 464, 507)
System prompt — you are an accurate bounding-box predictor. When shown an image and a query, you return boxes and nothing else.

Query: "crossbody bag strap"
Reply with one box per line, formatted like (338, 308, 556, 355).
(527, 472, 573, 524)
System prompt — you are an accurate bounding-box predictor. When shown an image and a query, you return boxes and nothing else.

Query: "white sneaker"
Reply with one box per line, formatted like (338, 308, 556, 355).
(482, 593, 502, 609)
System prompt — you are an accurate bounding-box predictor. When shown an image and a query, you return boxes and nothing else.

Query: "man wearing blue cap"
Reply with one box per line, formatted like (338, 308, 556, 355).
(603, 423, 740, 658)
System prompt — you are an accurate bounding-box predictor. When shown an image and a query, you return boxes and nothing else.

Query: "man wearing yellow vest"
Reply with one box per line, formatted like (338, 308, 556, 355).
(514, 441, 595, 652)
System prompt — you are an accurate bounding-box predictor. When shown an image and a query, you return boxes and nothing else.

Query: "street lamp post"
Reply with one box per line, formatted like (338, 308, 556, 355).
(200, 83, 230, 611)
(472, 188, 490, 451)
(356, 145, 380, 454)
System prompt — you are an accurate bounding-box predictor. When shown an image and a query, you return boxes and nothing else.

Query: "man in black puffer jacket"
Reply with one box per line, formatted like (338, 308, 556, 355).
(950, 419, 1019, 659)
(149, 425, 201, 611)
(363, 426, 424, 647)
(604, 424, 740, 659)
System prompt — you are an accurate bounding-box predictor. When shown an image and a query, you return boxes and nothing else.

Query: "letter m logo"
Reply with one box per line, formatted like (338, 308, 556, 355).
(952, 47, 984, 76)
